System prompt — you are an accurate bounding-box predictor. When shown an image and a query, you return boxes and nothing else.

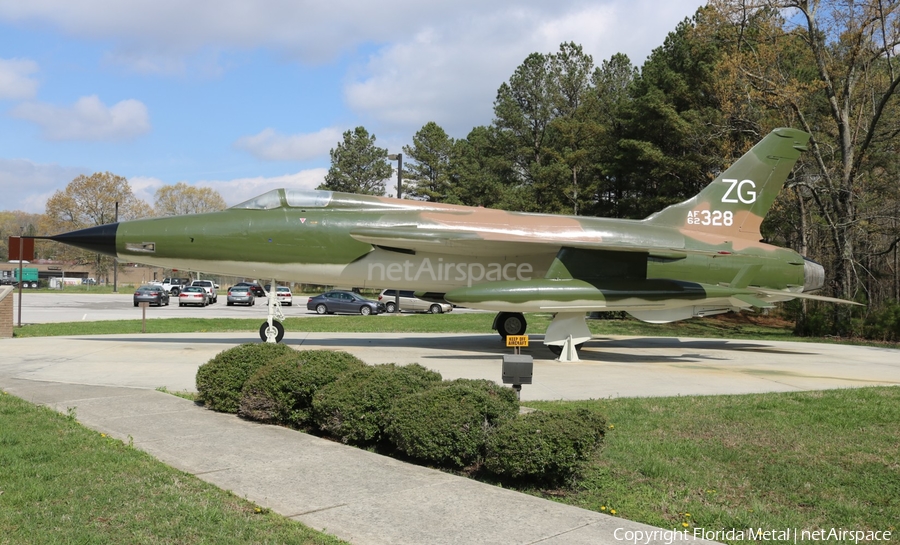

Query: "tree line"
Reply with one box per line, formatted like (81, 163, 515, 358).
(320, 0, 900, 338)
(1, 175, 227, 283)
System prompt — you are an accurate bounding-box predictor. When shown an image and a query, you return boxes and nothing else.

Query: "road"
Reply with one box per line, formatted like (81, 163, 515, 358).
(10, 292, 483, 324)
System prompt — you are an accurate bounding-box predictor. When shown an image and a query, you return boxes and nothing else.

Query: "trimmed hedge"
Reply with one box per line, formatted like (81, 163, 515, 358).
(290, 351, 368, 426)
(239, 350, 367, 427)
(484, 408, 605, 485)
(238, 353, 304, 424)
(385, 379, 519, 467)
(196, 343, 296, 413)
(312, 364, 442, 446)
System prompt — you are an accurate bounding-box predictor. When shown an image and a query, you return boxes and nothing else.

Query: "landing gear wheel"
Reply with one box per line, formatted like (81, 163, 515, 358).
(259, 321, 285, 343)
(386, 302, 397, 313)
(360, 306, 372, 316)
(429, 304, 442, 314)
(316, 304, 327, 315)
(495, 312, 527, 338)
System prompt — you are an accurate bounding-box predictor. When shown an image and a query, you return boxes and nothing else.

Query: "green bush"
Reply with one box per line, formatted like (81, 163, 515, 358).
(863, 303, 900, 342)
(238, 354, 304, 424)
(385, 379, 519, 467)
(238, 350, 367, 427)
(196, 343, 296, 413)
(484, 408, 605, 485)
(312, 364, 442, 446)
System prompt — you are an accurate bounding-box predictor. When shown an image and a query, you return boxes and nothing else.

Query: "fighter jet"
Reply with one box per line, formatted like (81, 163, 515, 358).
(46, 128, 855, 358)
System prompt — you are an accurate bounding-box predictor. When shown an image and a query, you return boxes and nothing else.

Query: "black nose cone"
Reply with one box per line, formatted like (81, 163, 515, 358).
(50, 223, 119, 257)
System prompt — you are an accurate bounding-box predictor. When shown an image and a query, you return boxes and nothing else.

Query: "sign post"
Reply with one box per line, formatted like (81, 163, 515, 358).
(9, 236, 35, 328)
(502, 335, 532, 399)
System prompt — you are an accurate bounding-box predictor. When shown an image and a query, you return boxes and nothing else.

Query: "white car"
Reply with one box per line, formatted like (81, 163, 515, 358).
(190, 280, 218, 304)
(276, 286, 293, 306)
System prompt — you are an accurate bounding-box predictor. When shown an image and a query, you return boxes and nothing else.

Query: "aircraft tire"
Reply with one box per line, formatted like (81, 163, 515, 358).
(496, 312, 527, 338)
(259, 321, 285, 343)
(386, 302, 396, 313)
(316, 304, 327, 315)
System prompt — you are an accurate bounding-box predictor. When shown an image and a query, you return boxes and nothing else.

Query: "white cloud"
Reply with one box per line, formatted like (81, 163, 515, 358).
(0, 57, 39, 100)
(344, 0, 704, 137)
(234, 127, 343, 162)
(198, 169, 328, 206)
(129, 170, 329, 209)
(11, 95, 151, 141)
(0, 158, 87, 212)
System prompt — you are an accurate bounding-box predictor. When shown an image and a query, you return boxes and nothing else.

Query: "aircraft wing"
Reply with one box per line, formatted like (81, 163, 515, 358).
(350, 226, 699, 259)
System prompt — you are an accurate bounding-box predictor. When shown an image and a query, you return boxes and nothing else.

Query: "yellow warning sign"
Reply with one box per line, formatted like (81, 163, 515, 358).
(505, 335, 529, 347)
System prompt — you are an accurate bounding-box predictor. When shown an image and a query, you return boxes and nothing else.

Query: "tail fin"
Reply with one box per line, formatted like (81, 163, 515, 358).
(644, 128, 810, 241)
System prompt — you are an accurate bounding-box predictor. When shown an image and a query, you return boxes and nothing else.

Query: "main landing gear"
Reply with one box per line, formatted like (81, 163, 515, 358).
(259, 278, 285, 343)
(494, 311, 590, 362)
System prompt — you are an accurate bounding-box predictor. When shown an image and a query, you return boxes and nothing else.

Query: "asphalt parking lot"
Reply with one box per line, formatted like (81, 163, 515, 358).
(11, 292, 483, 324)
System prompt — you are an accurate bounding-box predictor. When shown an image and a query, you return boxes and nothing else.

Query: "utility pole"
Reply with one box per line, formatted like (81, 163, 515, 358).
(387, 153, 403, 313)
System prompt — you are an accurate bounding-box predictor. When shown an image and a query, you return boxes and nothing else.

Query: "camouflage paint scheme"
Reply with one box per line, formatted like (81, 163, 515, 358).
(49, 128, 854, 348)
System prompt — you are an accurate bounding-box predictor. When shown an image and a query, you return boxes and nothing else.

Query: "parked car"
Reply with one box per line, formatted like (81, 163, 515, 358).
(190, 280, 218, 304)
(234, 281, 265, 297)
(226, 285, 255, 306)
(378, 289, 452, 314)
(161, 277, 191, 295)
(179, 286, 209, 307)
(306, 290, 384, 316)
(276, 286, 293, 306)
(133, 285, 170, 307)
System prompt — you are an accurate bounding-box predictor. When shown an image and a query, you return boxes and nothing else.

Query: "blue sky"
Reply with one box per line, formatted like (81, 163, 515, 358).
(0, 0, 705, 213)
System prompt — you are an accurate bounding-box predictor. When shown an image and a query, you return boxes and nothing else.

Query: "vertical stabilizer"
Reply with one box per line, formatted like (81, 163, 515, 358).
(643, 128, 810, 240)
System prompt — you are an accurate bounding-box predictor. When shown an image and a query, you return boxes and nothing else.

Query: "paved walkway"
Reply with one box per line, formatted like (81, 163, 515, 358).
(4, 332, 899, 544)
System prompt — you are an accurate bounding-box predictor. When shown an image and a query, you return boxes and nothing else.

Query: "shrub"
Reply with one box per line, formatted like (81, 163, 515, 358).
(484, 408, 605, 485)
(196, 342, 296, 413)
(385, 379, 519, 467)
(312, 364, 442, 446)
(238, 350, 367, 427)
(863, 303, 900, 342)
(238, 354, 303, 424)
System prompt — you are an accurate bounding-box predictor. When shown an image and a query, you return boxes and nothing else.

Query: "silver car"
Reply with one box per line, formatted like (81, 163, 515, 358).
(378, 289, 452, 314)
(190, 280, 218, 304)
(226, 285, 255, 306)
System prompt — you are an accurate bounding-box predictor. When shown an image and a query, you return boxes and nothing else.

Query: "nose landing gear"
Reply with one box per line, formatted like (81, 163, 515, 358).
(259, 278, 285, 343)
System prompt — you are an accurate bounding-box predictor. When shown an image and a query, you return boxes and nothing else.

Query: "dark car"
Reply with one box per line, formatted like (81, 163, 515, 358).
(306, 290, 385, 316)
(226, 285, 255, 306)
(234, 281, 265, 297)
(133, 285, 170, 307)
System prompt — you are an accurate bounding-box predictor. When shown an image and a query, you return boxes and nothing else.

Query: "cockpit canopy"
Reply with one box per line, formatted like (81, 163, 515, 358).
(230, 189, 334, 210)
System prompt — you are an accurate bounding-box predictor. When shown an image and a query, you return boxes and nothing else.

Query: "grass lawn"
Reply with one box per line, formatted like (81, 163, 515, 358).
(0, 391, 347, 545)
(10, 311, 854, 344)
(524, 387, 900, 542)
